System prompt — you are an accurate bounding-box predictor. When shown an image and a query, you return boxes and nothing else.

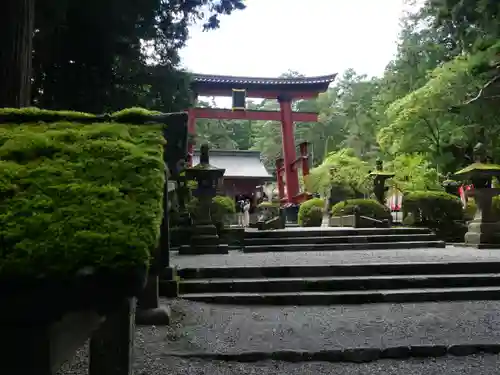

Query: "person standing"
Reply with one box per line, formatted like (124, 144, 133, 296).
(236, 197, 245, 226)
(243, 199, 251, 227)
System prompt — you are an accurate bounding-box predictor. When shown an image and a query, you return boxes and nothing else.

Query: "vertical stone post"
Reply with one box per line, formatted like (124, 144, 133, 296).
(187, 108, 196, 167)
(275, 157, 285, 200)
(89, 298, 136, 375)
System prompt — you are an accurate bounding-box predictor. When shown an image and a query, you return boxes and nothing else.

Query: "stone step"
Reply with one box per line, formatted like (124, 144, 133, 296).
(176, 273, 500, 295)
(244, 234, 438, 246)
(242, 241, 446, 253)
(176, 261, 500, 280)
(245, 227, 431, 239)
(179, 286, 500, 305)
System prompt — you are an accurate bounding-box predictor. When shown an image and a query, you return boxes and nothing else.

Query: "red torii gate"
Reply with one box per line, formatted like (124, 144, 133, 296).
(186, 73, 337, 204)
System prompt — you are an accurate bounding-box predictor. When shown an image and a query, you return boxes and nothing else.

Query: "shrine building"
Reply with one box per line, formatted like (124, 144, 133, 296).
(186, 73, 337, 205)
(191, 149, 273, 199)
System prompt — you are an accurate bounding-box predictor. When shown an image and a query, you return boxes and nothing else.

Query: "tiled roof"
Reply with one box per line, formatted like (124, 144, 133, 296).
(192, 150, 273, 179)
(191, 73, 337, 86)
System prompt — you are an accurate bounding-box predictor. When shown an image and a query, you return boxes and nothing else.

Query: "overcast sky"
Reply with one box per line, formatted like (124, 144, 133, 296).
(182, 0, 422, 78)
(180, 0, 420, 106)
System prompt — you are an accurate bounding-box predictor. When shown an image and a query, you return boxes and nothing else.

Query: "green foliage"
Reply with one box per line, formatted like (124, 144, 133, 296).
(306, 148, 370, 197)
(0, 109, 167, 279)
(385, 154, 442, 192)
(212, 195, 236, 223)
(188, 195, 236, 225)
(331, 199, 391, 221)
(402, 190, 465, 240)
(22, 0, 246, 112)
(298, 198, 324, 227)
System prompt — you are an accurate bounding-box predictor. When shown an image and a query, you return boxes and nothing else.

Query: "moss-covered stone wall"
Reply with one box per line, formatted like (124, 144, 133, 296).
(0, 107, 185, 279)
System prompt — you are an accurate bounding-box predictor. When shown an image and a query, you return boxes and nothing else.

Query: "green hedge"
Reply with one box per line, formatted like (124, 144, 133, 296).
(331, 198, 392, 221)
(402, 190, 465, 240)
(298, 198, 324, 227)
(0, 108, 168, 279)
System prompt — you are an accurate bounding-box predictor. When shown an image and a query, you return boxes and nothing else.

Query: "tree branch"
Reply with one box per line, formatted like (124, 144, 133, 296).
(463, 74, 500, 105)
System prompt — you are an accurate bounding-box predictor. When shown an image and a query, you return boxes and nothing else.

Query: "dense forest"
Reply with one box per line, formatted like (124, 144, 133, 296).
(195, 0, 500, 196)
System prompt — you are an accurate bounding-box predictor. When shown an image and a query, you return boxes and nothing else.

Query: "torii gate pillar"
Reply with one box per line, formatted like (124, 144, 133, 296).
(186, 73, 337, 204)
(278, 95, 300, 202)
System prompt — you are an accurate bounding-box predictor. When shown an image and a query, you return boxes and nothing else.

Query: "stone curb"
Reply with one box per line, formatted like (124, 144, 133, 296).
(162, 343, 500, 363)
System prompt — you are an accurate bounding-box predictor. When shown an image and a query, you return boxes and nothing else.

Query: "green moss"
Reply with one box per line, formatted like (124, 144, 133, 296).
(455, 163, 500, 179)
(110, 107, 162, 124)
(0, 112, 166, 279)
(0, 107, 95, 123)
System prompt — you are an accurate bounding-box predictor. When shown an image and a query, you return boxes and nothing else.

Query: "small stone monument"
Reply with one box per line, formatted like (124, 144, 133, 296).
(455, 142, 500, 248)
(256, 201, 284, 230)
(369, 158, 395, 205)
(442, 173, 461, 197)
(179, 144, 229, 254)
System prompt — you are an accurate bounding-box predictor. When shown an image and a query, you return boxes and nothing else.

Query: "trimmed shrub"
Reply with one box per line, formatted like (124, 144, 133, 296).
(298, 198, 324, 227)
(331, 198, 391, 221)
(402, 190, 465, 240)
(0, 108, 168, 279)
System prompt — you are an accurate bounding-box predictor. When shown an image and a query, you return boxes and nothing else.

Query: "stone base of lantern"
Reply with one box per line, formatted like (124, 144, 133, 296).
(465, 220, 500, 249)
(178, 223, 229, 255)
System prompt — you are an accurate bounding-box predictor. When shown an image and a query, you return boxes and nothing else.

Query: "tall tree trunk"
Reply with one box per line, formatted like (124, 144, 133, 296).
(0, 0, 35, 107)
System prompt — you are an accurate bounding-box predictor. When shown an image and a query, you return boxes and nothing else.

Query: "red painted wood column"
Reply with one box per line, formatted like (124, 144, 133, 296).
(187, 107, 196, 166)
(278, 95, 300, 203)
(299, 142, 310, 177)
(275, 158, 285, 200)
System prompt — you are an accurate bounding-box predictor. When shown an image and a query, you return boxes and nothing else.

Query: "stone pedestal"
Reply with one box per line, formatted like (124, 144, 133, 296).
(179, 223, 229, 254)
(465, 188, 500, 248)
(135, 275, 171, 325)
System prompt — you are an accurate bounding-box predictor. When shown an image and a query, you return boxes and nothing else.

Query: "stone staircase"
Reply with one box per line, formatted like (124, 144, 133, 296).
(172, 260, 500, 305)
(243, 227, 445, 253)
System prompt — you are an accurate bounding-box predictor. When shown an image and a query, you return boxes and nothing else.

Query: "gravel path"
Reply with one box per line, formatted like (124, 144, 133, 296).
(171, 247, 500, 269)
(57, 298, 500, 374)
(129, 355, 500, 375)
(58, 343, 500, 375)
(153, 299, 500, 354)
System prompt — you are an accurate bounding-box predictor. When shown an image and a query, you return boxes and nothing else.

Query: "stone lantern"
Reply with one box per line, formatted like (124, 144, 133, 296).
(179, 144, 229, 254)
(369, 158, 395, 205)
(454, 142, 500, 248)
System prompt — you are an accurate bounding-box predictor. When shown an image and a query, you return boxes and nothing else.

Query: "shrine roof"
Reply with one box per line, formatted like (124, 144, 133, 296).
(192, 150, 273, 180)
(191, 73, 337, 86)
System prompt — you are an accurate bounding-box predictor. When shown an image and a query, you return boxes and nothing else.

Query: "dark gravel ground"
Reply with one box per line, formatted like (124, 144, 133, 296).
(58, 343, 500, 375)
(171, 247, 500, 268)
(129, 355, 500, 375)
(148, 299, 500, 354)
(58, 299, 500, 374)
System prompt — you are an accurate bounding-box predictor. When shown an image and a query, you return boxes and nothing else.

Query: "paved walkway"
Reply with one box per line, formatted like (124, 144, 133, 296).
(171, 247, 500, 269)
